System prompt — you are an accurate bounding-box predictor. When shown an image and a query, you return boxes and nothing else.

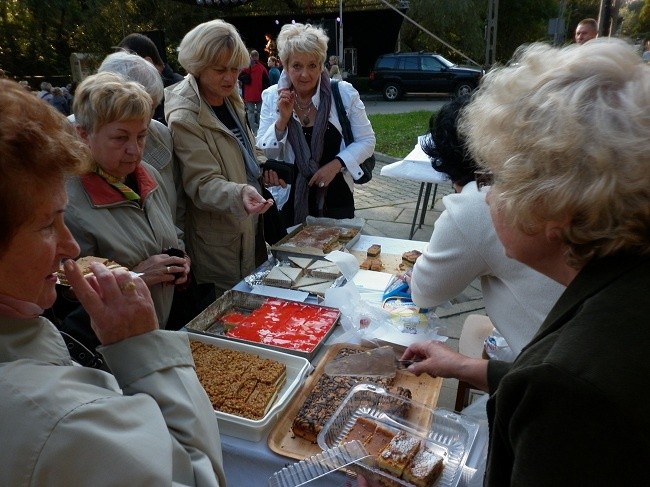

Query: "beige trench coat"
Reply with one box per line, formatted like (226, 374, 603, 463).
(165, 75, 263, 295)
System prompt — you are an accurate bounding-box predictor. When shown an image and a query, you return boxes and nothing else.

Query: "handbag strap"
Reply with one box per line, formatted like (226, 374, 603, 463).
(331, 81, 354, 146)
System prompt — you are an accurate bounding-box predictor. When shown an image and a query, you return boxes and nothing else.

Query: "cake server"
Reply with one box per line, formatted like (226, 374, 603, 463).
(323, 346, 417, 378)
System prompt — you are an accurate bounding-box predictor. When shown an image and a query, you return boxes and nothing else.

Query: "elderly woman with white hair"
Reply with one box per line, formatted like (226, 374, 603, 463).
(257, 22, 375, 226)
(399, 39, 650, 485)
(165, 19, 273, 302)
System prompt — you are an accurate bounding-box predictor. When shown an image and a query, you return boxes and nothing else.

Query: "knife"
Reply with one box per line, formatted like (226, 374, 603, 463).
(323, 346, 418, 378)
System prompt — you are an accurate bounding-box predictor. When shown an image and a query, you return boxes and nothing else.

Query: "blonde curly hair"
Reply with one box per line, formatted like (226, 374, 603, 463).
(460, 39, 650, 267)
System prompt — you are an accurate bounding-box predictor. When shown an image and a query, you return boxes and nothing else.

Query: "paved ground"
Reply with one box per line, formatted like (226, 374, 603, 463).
(352, 96, 487, 410)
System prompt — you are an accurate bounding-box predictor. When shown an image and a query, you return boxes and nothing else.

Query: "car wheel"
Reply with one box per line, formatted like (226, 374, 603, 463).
(382, 83, 402, 101)
(454, 82, 475, 97)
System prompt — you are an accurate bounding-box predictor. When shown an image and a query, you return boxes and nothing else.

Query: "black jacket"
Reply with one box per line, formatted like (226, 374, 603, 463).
(485, 252, 650, 486)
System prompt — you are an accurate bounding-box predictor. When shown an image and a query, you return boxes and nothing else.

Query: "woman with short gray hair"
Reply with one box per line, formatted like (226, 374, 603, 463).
(257, 22, 375, 226)
(399, 39, 650, 485)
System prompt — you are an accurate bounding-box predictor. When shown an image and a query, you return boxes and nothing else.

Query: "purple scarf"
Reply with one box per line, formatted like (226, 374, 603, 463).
(287, 70, 332, 224)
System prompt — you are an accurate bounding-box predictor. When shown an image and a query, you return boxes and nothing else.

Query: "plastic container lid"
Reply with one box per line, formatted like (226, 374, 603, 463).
(268, 440, 369, 487)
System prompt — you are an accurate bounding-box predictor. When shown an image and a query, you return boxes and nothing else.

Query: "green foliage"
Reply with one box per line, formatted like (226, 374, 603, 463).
(368, 111, 434, 158)
(620, 1, 646, 38)
(399, 0, 485, 65)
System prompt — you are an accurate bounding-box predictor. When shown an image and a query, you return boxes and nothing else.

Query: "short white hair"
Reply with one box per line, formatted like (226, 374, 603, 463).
(277, 23, 328, 68)
(98, 51, 164, 107)
(460, 39, 650, 266)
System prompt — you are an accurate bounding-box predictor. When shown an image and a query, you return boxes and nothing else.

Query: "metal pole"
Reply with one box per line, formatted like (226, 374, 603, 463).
(339, 0, 344, 67)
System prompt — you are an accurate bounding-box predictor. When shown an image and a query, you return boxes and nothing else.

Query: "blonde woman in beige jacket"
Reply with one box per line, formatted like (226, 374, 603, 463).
(166, 20, 273, 301)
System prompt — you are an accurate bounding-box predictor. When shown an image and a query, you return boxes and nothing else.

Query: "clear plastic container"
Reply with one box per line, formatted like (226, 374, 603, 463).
(317, 384, 479, 487)
(268, 440, 368, 487)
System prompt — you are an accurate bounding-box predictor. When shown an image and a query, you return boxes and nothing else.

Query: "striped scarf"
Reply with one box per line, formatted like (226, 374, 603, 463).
(94, 165, 140, 201)
(287, 70, 332, 224)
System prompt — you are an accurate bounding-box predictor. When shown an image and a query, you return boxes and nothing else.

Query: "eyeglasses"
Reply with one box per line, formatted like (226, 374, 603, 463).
(475, 170, 494, 190)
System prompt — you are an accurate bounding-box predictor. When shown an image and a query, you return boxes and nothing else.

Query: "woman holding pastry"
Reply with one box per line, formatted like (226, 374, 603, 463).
(0, 78, 226, 486)
(65, 72, 188, 332)
(402, 40, 650, 485)
(257, 22, 375, 225)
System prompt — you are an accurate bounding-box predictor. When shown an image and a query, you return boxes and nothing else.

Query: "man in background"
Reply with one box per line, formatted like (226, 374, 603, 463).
(240, 50, 269, 133)
(575, 18, 598, 45)
(267, 56, 281, 85)
(115, 33, 183, 125)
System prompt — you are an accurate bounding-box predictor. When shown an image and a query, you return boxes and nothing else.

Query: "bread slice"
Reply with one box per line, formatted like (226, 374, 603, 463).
(377, 431, 421, 477)
(279, 266, 303, 282)
(295, 281, 333, 296)
(288, 256, 314, 269)
(366, 244, 382, 257)
(403, 446, 445, 487)
(401, 250, 422, 267)
(263, 266, 293, 288)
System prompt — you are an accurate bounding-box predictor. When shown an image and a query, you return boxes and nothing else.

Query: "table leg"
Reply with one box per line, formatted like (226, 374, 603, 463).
(430, 183, 439, 210)
(418, 183, 433, 229)
(409, 182, 426, 239)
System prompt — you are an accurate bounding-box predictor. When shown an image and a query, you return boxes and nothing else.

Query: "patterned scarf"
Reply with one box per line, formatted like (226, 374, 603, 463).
(94, 165, 140, 201)
(287, 70, 332, 224)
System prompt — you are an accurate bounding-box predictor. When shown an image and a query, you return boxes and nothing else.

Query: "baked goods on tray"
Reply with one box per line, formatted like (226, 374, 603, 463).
(291, 348, 412, 443)
(377, 430, 421, 477)
(403, 446, 445, 487)
(341, 417, 445, 487)
(278, 225, 360, 254)
(218, 298, 339, 353)
(342, 417, 396, 456)
(190, 341, 287, 420)
(366, 244, 382, 257)
(401, 250, 422, 267)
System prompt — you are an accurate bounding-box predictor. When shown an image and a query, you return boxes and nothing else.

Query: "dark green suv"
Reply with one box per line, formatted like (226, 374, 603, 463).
(369, 52, 483, 101)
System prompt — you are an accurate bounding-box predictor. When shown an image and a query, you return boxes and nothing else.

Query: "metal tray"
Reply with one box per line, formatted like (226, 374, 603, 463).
(185, 290, 340, 361)
(317, 384, 480, 487)
(270, 218, 363, 262)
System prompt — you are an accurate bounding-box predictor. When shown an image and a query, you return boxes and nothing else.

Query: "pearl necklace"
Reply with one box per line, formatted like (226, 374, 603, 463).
(294, 98, 313, 110)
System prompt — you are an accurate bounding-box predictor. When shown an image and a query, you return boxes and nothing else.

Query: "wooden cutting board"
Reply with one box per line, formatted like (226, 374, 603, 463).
(267, 343, 442, 461)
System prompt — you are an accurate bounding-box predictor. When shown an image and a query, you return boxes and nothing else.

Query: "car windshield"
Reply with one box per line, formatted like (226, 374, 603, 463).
(436, 55, 455, 68)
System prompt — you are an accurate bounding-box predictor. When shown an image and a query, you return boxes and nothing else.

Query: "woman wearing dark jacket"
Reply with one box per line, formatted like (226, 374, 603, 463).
(399, 39, 650, 486)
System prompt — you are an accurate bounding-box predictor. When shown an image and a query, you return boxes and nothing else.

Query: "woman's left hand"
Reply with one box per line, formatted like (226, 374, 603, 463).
(132, 253, 190, 287)
(308, 159, 343, 188)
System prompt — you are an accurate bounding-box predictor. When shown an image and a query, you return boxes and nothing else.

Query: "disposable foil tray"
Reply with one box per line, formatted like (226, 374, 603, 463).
(185, 289, 340, 361)
(317, 384, 480, 487)
(270, 217, 364, 261)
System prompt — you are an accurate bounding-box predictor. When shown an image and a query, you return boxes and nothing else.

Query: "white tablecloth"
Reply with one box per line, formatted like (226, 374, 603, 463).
(221, 235, 488, 486)
(380, 141, 450, 184)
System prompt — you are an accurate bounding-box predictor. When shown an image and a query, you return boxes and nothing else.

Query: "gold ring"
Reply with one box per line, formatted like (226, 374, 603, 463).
(122, 281, 137, 293)
(318, 182, 325, 188)
(166, 266, 170, 273)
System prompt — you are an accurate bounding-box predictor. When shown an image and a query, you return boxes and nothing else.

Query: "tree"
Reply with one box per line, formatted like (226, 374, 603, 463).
(398, 0, 485, 65)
